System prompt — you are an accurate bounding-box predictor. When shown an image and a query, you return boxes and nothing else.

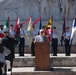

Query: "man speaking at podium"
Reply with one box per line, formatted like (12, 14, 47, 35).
(34, 29, 47, 42)
(34, 29, 53, 71)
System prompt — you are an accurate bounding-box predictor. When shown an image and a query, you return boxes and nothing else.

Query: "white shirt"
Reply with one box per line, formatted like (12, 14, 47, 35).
(35, 35, 43, 42)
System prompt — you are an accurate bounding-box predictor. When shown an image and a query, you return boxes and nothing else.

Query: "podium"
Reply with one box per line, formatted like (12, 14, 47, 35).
(35, 42, 50, 71)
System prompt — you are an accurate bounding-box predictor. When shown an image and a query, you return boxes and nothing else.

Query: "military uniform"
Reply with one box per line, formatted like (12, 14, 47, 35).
(64, 31, 71, 56)
(9, 29, 15, 38)
(52, 30, 58, 56)
(19, 29, 26, 56)
(31, 29, 38, 56)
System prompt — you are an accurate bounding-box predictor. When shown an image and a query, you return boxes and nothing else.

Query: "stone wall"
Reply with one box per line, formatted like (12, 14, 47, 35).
(0, 0, 76, 21)
(0, 0, 76, 45)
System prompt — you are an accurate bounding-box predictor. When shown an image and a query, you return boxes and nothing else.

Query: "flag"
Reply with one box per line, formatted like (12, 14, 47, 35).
(14, 17, 20, 47)
(32, 16, 42, 26)
(14, 17, 20, 38)
(61, 16, 66, 46)
(69, 17, 76, 44)
(45, 18, 53, 35)
(46, 18, 53, 29)
(4, 17, 10, 28)
(27, 17, 32, 33)
(27, 17, 33, 47)
(45, 18, 53, 42)
(38, 18, 42, 35)
(20, 17, 30, 26)
(39, 18, 42, 30)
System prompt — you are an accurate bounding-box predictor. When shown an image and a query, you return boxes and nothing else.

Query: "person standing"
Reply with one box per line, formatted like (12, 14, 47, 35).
(64, 27, 71, 56)
(31, 26, 38, 56)
(19, 25, 26, 56)
(34, 29, 47, 42)
(0, 38, 10, 75)
(9, 24, 15, 38)
(2, 28, 18, 73)
(52, 27, 58, 56)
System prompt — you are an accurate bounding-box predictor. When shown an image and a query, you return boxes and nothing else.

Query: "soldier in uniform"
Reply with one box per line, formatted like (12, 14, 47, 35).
(9, 24, 15, 38)
(64, 27, 71, 56)
(19, 25, 26, 56)
(31, 26, 38, 56)
(2, 28, 18, 73)
(52, 27, 58, 56)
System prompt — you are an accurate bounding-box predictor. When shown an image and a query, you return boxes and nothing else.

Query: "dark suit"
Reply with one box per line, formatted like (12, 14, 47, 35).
(2, 36, 18, 70)
(43, 36, 48, 42)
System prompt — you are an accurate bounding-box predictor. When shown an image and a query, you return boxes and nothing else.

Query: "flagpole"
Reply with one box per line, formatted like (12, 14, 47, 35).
(61, 16, 66, 46)
(51, 17, 53, 56)
(8, 17, 10, 28)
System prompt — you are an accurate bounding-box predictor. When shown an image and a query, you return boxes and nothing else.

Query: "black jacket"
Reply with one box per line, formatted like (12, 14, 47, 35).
(2, 36, 18, 60)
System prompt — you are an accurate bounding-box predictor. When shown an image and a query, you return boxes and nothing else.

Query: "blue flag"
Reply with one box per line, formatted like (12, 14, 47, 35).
(38, 18, 42, 34)
(39, 18, 42, 30)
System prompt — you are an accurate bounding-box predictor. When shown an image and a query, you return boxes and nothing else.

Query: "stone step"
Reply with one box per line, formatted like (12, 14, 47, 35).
(13, 54, 76, 67)
(15, 45, 76, 53)
(10, 67, 76, 75)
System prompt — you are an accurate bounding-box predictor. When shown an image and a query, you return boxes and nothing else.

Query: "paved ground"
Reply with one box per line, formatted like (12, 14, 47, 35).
(12, 67, 76, 72)
(6, 67, 76, 75)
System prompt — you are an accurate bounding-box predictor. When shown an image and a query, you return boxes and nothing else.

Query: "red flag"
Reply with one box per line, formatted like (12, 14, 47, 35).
(62, 16, 66, 34)
(45, 17, 53, 42)
(20, 17, 30, 26)
(32, 16, 42, 26)
(14, 17, 20, 38)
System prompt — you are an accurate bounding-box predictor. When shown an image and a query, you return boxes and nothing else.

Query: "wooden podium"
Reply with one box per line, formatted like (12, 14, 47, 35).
(35, 42, 50, 71)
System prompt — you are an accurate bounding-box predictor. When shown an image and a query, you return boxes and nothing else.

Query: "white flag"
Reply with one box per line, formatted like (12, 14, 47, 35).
(69, 18, 76, 44)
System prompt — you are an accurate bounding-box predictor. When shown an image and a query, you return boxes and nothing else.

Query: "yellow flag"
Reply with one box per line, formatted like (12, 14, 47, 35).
(27, 17, 32, 32)
(27, 17, 33, 47)
(46, 18, 53, 29)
